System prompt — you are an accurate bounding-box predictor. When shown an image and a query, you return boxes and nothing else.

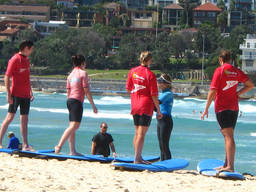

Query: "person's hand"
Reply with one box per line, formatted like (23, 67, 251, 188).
(30, 95, 34, 102)
(201, 110, 208, 120)
(113, 152, 117, 158)
(93, 106, 98, 114)
(157, 111, 163, 119)
(7, 94, 13, 104)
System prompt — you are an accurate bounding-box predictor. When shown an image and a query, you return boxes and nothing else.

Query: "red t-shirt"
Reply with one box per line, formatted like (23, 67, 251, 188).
(126, 65, 158, 116)
(210, 63, 249, 113)
(5, 53, 31, 98)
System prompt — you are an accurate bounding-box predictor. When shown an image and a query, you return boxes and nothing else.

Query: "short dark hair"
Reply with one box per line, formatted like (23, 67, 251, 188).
(71, 55, 85, 67)
(19, 40, 34, 51)
(219, 50, 231, 63)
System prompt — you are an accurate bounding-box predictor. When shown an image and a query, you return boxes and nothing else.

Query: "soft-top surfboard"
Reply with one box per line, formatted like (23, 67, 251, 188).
(112, 158, 189, 172)
(0, 148, 53, 155)
(197, 159, 245, 180)
(18, 150, 160, 163)
(0, 148, 18, 154)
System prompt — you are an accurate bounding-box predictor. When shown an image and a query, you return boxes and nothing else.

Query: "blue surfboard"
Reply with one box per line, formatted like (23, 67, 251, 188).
(18, 149, 160, 163)
(112, 158, 189, 172)
(197, 159, 245, 180)
(0, 148, 18, 154)
(0, 148, 52, 155)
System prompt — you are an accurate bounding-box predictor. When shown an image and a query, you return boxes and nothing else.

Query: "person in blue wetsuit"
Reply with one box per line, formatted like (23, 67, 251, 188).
(157, 73, 173, 161)
(7, 132, 21, 150)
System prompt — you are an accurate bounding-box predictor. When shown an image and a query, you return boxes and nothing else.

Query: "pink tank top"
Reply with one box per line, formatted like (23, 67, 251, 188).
(66, 67, 89, 103)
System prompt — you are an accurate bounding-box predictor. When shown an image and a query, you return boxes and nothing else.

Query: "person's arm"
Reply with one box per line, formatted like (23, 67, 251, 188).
(4, 75, 13, 104)
(109, 142, 117, 158)
(152, 96, 162, 119)
(30, 86, 34, 102)
(91, 141, 96, 155)
(237, 80, 254, 97)
(201, 89, 216, 120)
(84, 87, 98, 113)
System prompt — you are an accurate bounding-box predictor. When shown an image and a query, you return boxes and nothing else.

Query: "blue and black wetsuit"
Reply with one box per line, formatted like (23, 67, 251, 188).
(157, 88, 173, 161)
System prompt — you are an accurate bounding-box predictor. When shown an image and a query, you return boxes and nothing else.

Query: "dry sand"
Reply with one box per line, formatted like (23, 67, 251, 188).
(0, 153, 255, 192)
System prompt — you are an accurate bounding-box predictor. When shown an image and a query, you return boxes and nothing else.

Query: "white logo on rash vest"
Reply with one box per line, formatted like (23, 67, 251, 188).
(131, 84, 146, 93)
(19, 68, 28, 73)
(222, 80, 238, 91)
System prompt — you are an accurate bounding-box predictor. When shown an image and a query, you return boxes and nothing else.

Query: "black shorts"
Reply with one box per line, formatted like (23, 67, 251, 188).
(8, 96, 30, 115)
(133, 114, 152, 127)
(216, 110, 238, 129)
(67, 98, 83, 122)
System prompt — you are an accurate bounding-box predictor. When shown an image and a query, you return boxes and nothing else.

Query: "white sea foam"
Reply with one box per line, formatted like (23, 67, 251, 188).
(183, 97, 206, 102)
(85, 96, 130, 105)
(250, 132, 256, 137)
(31, 107, 68, 114)
(0, 104, 9, 109)
(239, 104, 256, 113)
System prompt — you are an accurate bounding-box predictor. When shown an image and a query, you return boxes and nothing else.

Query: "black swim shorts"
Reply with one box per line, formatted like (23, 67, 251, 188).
(8, 96, 30, 115)
(67, 98, 83, 122)
(216, 110, 238, 129)
(133, 114, 152, 127)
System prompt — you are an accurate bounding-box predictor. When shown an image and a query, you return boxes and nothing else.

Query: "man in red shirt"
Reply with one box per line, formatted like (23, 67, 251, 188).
(0, 40, 34, 151)
(201, 50, 254, 172)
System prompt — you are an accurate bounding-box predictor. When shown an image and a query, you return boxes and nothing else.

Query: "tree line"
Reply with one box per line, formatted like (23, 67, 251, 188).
(0, 23, 251, 78)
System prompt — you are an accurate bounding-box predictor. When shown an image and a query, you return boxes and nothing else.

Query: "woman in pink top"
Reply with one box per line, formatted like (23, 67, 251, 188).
(55, 55, 97, 155)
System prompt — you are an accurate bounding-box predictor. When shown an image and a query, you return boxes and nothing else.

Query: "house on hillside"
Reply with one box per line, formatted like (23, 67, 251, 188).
(240, 34, 256, 73)
(0, 4, 50, 22)
(57, 0, 75, 8)
(0, 20, 31, 42)
(128, 9, 158, 28)
(193, 2, 222, 27)
(162, 3, 183, 30)
(33, 21, 68, 36)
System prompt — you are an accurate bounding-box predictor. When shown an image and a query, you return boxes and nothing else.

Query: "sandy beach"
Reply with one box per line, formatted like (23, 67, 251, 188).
(0, 153, 255, 192)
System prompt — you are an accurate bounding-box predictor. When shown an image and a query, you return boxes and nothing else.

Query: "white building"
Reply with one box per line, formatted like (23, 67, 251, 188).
(33, 21, 68, 36)
(239, 34, 256, 73)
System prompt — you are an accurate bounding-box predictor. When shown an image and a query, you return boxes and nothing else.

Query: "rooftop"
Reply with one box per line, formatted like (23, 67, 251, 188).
(164, 4, 184, 10)
(194, 2, 222, 12)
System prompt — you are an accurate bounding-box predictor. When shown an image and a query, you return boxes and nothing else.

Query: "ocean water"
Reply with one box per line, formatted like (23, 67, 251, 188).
(0, 92, 255, 175)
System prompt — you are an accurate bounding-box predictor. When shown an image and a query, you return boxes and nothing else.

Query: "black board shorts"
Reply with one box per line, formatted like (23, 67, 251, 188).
(67, 98, 83, 122)
(133, 114, 152, 127)
(8, 96, 30, 115)
(216, 110, 238, 129)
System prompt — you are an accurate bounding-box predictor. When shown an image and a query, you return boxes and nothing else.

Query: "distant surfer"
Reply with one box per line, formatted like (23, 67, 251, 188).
(55, 55, 97, 155)
(0, 40, 34, 151)
(239, 111, 242, 118)
(126, 51, 162, 164)
(91, 122, 117, 158)
(201, 50, 254, 172)
(157, 73, 173, 160)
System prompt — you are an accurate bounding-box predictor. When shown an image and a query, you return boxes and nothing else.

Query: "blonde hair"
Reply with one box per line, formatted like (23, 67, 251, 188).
(139, 51, 152, 64)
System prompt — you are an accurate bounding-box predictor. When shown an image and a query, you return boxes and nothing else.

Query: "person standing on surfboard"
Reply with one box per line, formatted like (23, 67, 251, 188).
(157, 73, 173, 161)
(55, 55, 97, 156)
(0, 40, 34, 151)
(201, 50, 254, 172)
(126, 51, 162, 164)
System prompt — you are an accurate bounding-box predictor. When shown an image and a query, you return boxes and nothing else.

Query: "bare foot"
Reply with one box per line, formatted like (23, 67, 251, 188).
(215, 166, 225, 171)
(0, 145, 3, 149)
(69, 152, 83, 156)
(22, 145, 35, 151)
(217, 167, 234, 173)
(54, 146, 61, 154)
(142, 160, 151, 165)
